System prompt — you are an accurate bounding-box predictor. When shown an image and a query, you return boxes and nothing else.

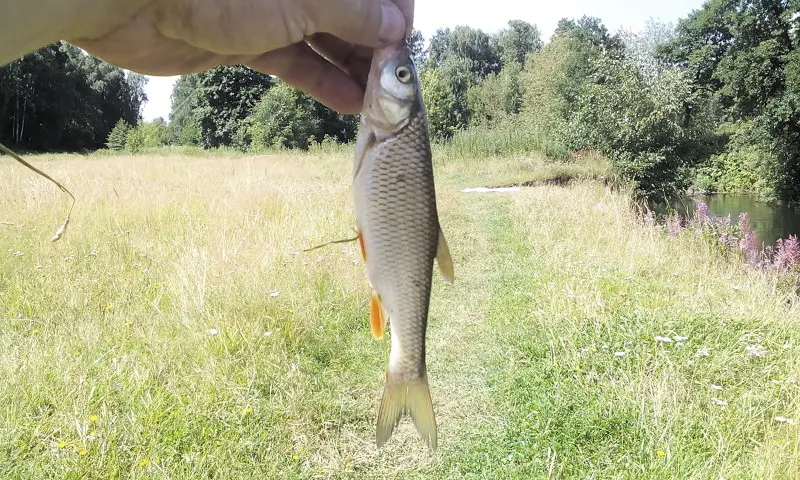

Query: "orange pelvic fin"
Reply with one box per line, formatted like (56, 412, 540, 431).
(369, 292, 386, 339)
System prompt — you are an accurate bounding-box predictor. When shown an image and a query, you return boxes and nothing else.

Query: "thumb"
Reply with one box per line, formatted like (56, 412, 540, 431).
(301, 0, 407, 48)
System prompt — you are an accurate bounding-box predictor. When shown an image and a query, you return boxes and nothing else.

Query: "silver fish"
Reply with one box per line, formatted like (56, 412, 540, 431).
(352, 40, 454, 451)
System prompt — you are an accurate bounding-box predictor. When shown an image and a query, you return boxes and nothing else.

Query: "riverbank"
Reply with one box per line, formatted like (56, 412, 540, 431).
(0, 151, 797, 478)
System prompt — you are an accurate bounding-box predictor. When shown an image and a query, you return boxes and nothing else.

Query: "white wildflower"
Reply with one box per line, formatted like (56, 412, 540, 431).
(264, 331, 273, 337)
(13, 251, 24, 257)
(711, 385, 724, 391)
(712, 398, 728, 407)
(269, 290, 280, 298)
(614, 351, 628, 358)
(655, 336, 673, 344)
(695, 348, 710, 358)
(207, 328, 219, 336)
(774, 417, 797, 426)
(675, 335, 689, 342)
(783, 343, 793, 349)
(745, 344, 767, 357)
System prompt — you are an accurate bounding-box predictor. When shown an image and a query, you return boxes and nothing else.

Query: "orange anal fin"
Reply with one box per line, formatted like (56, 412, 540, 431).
(370, 292, 386, 339)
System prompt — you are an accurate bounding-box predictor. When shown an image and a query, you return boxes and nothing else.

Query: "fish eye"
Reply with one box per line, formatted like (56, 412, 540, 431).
(395, 66, 412, 83)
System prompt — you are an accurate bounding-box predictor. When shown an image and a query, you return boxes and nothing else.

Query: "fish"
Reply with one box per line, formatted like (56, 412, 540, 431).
(352, 40, 455, 451)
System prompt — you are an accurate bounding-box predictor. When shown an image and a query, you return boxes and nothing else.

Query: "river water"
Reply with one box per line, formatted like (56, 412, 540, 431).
(662, 194, 800, 246)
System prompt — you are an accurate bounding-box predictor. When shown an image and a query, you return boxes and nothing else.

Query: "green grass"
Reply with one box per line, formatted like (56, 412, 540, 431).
(0, 149, 798, 478)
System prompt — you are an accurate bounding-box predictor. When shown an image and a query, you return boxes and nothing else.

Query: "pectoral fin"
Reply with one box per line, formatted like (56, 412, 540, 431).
(436, 229, 454, 284)
(357, 228, 367, 262)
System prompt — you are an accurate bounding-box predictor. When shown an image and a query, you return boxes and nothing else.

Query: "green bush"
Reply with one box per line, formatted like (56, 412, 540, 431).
(124, 126, 145, 153)
(106, 119, 131, 150)
(247, 83, 315, 151)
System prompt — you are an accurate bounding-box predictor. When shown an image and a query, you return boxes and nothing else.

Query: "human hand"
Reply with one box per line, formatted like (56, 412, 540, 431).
(25, 0, 413, 114)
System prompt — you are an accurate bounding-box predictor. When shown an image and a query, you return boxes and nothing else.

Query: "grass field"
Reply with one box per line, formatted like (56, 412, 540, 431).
(1, 149, 798, 479)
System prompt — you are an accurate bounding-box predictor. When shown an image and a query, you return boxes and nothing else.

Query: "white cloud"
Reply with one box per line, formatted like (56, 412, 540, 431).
(141, 0, 706, 121)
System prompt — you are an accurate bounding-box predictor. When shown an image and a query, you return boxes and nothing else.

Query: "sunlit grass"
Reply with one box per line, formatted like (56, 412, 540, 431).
(0, 149, 797, 478)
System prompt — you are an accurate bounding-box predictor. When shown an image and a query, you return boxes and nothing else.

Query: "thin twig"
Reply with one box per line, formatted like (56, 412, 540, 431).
(0, 142, 76, 242)
(303, 235, 359, 253)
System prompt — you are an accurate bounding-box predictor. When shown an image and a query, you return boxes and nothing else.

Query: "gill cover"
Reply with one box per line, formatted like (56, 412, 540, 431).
(363, 43, 419, 134)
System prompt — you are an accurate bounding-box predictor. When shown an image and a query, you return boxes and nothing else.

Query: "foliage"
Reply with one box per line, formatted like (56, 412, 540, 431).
(419, 56, 475, 140)
(468, 61, 523, 126)
(575, 55, 717, 200)
(106, 119, 132, 151)
(694, 121, 777, 198)
(493, 20, 543, 66)
(247, 84, 315, 150)
(168, 74, 201, 145)
(620, 19, 677, 81)
(139, 118, 169, 148)
(0, 42, 145, 151)
(408, 29, 427, 65)
(519, 37, 574, 145)
(426, 25, 502, 81)
(192, 66, 274, 148)
(246, 82, 357, 151)
(659, 0, 800, 203)
(121, 119, 168, 153)
(124, 126, 145, 153)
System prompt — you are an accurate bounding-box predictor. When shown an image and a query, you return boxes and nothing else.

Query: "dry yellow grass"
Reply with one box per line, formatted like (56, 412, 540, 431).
(0, 150, 797, 478)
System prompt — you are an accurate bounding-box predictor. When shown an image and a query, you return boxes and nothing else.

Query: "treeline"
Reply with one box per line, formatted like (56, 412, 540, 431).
(0, 42, 147, 151)
(7, 1, 800, 204)
(659, 0, 800, 203)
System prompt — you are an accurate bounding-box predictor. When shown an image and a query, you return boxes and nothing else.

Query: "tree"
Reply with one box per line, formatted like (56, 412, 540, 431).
(468, 61, 523, 125)
(427, 26, 502, 81)
(245, 81, 358, 151)
(658, 0, 800, 203)
(419, 56, 475, 140)
(409, 29, 427, 65)
(553, 16, 626, 54)
(106, 119, 131, 150)
(620, 19, 677, 81)
(494, 20, 543, 66)
(247, 83, 315, 150)
(0, 42, 146, 151)
(192, 65, 274, 148)
(168, 74, 200, 145)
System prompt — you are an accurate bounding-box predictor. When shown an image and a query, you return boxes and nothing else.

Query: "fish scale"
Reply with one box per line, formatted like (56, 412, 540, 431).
(352, 41, 454, 451)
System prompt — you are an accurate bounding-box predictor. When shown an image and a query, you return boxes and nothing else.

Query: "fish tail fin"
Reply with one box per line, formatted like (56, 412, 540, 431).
(376, 370, 437, 450)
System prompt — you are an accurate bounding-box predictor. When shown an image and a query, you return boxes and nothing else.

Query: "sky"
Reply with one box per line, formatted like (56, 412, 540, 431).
(141, 0, 707, 121)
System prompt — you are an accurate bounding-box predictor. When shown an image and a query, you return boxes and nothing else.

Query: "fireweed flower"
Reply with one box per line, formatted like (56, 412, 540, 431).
(738, 213, 761, 267)
(774, 235, 800, 271)
(695, 202, 710, 226)
(666, 214, 683, 238)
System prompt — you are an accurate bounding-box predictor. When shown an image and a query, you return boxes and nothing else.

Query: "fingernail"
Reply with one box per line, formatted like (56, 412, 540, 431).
(379, 3, 405, 43)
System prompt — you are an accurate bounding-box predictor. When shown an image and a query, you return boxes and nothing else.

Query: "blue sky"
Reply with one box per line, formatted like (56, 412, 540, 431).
(141, 0, 707, 121)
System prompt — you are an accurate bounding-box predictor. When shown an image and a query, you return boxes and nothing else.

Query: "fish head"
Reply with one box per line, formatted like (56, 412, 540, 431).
(363, 42, 419, 135)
